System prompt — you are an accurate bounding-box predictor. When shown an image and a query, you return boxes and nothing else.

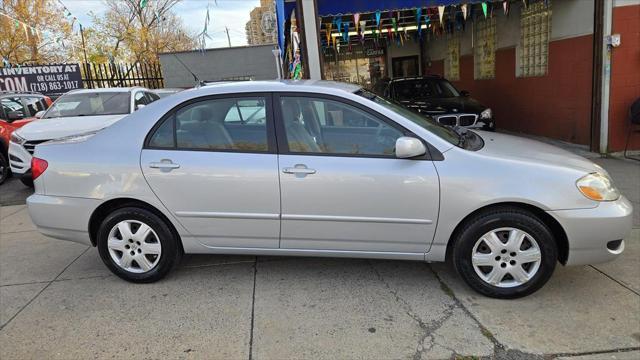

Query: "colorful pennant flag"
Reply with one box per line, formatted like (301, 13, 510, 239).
(482, 2, 488, 18)
(438, 6, 445, 25)
(353, 13, 360, 33)
(325, 23, 332, 47)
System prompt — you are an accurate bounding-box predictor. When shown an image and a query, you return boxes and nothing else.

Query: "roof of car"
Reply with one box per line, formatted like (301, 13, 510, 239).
(0, 91, 47, 97)
(66, 87, 146, 94)
(197, 80, 361, 94)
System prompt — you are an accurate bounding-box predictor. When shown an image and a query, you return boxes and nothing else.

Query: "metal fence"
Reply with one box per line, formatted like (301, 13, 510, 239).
(81, 62, 164, 89)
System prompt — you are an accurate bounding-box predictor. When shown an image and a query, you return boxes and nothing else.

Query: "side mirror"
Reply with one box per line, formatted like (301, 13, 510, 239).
(136, 104, 146, 110)
(35, 110, 45, 118)
(395, 136, 426, 158)
(6, 111, 24, 121)
(460, 90, 470, 97)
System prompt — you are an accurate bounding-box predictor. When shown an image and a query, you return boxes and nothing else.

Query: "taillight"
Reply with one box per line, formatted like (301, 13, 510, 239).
(31, 157, 48, 180)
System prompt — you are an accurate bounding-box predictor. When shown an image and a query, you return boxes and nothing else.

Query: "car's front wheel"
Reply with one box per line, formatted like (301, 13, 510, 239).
(97, 207, 181, 283)
(452, 207, 557, 299)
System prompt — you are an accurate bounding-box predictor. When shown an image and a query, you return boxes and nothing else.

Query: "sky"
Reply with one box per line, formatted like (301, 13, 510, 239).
(62, 0, 261, 49)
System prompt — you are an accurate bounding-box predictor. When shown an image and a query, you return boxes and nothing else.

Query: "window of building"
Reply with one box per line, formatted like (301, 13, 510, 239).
(474, 17, 496, 80)
(322, 45, 386, 89)
(518, 1, 552, 77)
(445, 36, 461, 81)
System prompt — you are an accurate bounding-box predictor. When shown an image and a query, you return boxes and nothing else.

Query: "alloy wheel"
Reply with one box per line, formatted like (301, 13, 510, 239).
(471, 227, 542, 288)
(107, 220, 162, 273)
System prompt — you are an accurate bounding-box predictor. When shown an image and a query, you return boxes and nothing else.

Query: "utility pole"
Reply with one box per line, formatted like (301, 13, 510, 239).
(225, 26, 232, 47)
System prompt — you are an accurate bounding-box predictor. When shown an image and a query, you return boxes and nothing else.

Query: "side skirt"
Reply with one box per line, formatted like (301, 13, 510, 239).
(181, 238, 425, 261)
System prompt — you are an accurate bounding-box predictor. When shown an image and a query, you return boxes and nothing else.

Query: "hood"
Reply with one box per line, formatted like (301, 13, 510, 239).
(15, 114, 126, 141)
(400, 96, 487, 115)
(474, 131, 601, 173)
(11, 117, 37, 127)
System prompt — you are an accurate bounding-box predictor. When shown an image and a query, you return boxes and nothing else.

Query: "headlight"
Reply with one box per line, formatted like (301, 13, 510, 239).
(576, 173, 620, 201)
(480, 108, 492, 119)
(10, 132, 26, 145)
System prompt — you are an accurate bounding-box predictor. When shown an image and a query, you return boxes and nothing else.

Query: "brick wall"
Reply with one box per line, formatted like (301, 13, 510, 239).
(425, 35, 593, 145)
(608, 4, 640, 152)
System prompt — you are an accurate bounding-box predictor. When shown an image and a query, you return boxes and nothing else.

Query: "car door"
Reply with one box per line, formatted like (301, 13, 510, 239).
(275, 93, 440, 254)
(141, 94, 280, 248)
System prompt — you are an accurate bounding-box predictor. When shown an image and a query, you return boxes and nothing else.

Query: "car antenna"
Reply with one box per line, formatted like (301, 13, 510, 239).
(171, 53, 201, 87)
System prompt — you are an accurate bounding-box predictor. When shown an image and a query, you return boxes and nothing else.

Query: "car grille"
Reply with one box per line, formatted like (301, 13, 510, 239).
(23, 140, 50, 155)
(437, 116, 457, 126)
(434, 114, 478, 127)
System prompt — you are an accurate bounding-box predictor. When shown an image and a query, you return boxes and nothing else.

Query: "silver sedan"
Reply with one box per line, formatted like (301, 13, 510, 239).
(26, 81, 632, 298)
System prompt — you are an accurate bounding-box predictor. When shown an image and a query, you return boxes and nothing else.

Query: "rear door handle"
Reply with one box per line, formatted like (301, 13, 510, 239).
(149, 160, 180, 170)
(283, 164, 316, 176)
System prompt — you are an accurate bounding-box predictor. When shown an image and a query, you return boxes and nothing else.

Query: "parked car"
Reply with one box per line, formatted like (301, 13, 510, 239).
(9, 87, 158, 186)
(26, 81, 632, 298)
(153, 88, 183, 98)
(0, 91, 52, 184)
(384, 76, 495, 131)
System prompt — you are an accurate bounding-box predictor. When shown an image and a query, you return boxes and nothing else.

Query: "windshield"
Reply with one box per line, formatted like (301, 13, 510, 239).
(43, 92, 130, 118)
(392, 79, 460, 101)
(356, 89, 460, 146)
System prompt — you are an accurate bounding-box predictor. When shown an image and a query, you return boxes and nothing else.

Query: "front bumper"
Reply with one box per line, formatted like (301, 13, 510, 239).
(8, 140, 31, 175)
(27, 194, 101, 246)
(548, 196, 633, 266)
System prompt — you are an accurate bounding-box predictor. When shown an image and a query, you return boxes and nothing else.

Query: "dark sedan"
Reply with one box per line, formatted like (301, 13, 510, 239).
(383, 76, 495, 131)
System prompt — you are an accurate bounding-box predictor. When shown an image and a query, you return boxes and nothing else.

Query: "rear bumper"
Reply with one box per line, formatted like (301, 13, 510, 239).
(548, 196, 633, 266)
(27, 194, 101, 246)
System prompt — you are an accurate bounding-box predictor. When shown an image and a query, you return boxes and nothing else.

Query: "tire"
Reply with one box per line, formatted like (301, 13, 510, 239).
(20, 175, 34, 187)
(0, 152, 9, 185)
(451, 206, 557, 299)
(97, 207, 182, 283)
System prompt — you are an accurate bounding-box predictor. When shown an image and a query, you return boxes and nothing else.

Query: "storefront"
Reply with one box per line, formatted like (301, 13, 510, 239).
(322, 45, 386, 88)
(275, 0, 640, 153)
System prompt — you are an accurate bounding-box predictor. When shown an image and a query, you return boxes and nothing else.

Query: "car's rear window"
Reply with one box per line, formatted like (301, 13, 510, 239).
(43, 92, 130, 118)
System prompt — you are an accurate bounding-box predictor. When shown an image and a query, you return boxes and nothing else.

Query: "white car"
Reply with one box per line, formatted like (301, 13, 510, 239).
(9, 87, 160, 185)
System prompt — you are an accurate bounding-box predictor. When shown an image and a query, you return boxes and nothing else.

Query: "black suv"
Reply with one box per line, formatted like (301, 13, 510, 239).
(382, 76, 495, 131)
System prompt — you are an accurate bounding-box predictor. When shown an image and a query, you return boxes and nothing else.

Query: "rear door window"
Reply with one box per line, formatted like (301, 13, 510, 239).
(146, 95, 274, 153)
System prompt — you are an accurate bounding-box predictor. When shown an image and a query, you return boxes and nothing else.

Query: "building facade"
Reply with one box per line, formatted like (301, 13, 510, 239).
(246, 0, 278, 45)
(276, 0, 640, 153)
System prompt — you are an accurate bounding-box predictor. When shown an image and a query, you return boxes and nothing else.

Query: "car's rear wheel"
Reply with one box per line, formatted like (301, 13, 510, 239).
(0, 152, 9, 185)
(97, 207, 181, 283)
(452, 207, 557, 299)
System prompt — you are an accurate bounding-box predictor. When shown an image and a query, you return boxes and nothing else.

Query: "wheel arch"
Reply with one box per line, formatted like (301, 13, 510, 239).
(88, 198, 183, 253)
(445, 202, 569, 265)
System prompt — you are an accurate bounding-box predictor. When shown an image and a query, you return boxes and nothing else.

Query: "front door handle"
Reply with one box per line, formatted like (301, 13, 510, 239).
(149, 159, 180, 170)
(283, 164, 316, 176)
